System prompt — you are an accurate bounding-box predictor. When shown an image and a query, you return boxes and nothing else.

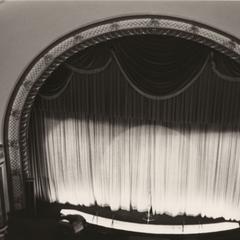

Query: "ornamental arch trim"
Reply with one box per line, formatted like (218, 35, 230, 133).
(3, 15, 240, 210)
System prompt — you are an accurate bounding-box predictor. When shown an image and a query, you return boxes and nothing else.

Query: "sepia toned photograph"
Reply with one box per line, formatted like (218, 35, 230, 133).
(1, 0, 240, 239)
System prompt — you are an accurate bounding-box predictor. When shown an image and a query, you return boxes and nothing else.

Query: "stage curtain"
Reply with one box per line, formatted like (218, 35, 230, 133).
(29, 36, 240, 221)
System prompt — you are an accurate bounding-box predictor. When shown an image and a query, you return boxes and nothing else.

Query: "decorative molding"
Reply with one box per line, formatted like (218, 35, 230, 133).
(73, 34, 84, 44)
(109, 22, 120, 31)
(188, 25, 199, 35)
(225, 40, 237, 51)
(43, 54, 54, 66)
(3, 15, 240, 210)
(8, 140, 19, 151)
(22, 80, 33, 92)
(0, 149, 8, 239)
(10, 110, 21, 121)
(0, 146, 3, 163)
(148, 18, 160, 28)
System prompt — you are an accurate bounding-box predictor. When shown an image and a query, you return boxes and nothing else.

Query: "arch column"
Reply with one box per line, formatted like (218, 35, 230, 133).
(0, 145, 9, 239)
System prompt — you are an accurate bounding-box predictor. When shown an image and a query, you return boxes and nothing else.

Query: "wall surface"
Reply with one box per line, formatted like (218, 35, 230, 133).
(1, 1, 240, 143)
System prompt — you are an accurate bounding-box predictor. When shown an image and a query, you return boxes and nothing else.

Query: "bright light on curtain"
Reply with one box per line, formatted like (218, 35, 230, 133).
(29, 36, 240, 221)
(30, 112, 240, 220)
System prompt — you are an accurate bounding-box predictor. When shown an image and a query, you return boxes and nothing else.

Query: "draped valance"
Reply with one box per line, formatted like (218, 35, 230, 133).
(39, 35, 240, 100)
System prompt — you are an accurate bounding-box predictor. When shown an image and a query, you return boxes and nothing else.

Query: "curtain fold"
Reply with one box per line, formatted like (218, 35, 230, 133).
(39, 65, 73, 99)
(111, 35, 210, 99)
(29, 35, 240, 221)
(211, 51, 240, 82)
(64, 43, 113, 74)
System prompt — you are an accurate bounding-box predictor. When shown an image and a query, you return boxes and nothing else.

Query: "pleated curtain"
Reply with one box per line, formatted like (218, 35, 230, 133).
(29, 36, 240, 221)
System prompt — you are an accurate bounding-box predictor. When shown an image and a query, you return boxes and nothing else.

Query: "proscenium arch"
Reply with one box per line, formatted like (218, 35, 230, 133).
(4, 15, 240, 211)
